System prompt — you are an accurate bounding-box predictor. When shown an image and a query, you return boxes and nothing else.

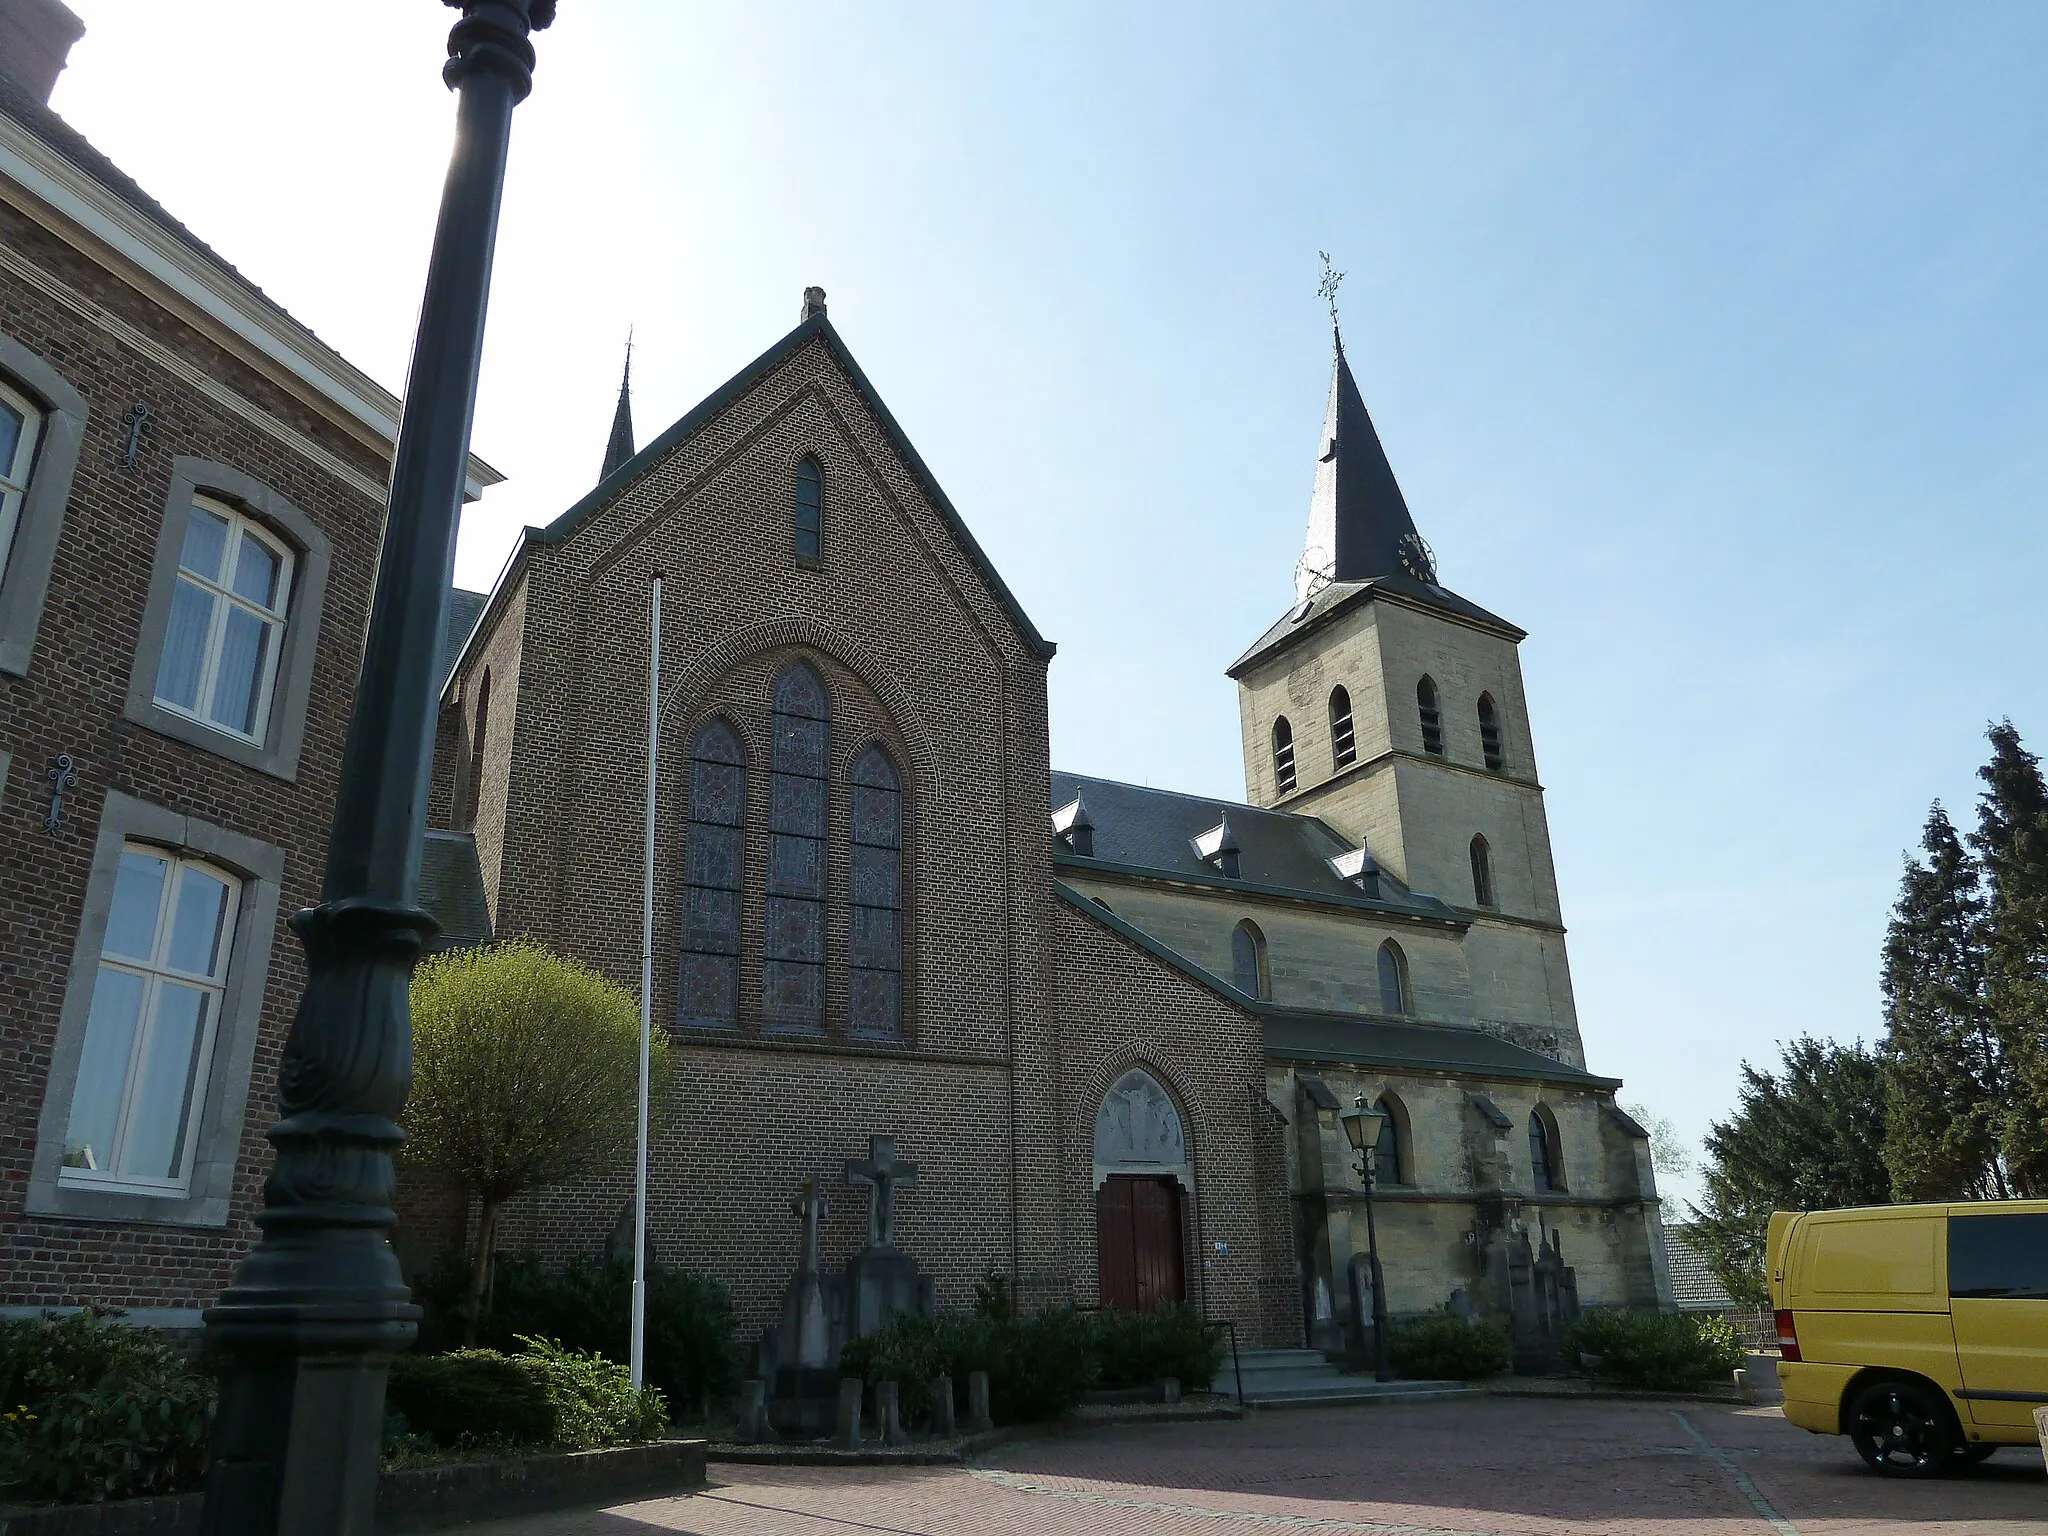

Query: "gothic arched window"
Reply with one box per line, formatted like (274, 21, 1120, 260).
(848, 744, 903, 1039)
(764, 662, 828, 1030)
(1417, 676, 1444, 756)
(1329, 685, 1356, 769)
(1272, 716, 1296, 795)
(1231, 919, 1269, 1000)
(1477, 692, 1504, 772)
(1529, 1106, 1564, 1192)
(1376, 938, 1410, 1015)
(679, 717, 746, 1027)
(794, 456, 823, 564)
(1469, 834, 1495, 909)
(1373, 1092, 1409, 1187)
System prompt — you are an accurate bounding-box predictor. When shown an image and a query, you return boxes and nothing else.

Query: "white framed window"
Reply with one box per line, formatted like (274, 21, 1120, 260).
(0, 375, 45, 588)
(152, 496, 294, 742)
(61, 845, 242, 1196)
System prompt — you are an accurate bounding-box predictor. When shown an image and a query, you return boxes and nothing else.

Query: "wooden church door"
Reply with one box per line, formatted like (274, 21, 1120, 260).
(1097, 1174, 1185, 1311)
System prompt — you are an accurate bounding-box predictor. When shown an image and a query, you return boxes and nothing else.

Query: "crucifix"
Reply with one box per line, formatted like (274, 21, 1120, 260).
(845, 1134, 918, 1249)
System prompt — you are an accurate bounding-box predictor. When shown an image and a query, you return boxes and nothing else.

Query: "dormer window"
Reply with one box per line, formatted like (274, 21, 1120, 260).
(1329, 686, 1355, 769)
(1272, 716, 1296, 795)
(1416, 677, 1444, 757)
(1193, 817, 1240, 880)
(1052, 795, 1095, 857)
(1478, 693, 1504, 772)
(1328, 846, 1382, 901)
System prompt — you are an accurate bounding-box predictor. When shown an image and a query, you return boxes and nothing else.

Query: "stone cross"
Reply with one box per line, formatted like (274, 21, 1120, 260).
(792, 1175, 828, 1275)
(845, 1135, 918, 1249)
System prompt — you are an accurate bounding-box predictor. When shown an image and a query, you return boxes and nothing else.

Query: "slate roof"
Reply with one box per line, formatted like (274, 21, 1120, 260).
(419, 831, 493, 952)
(1048, 769, 1462, 923)
(1051, 881, 1615, 1089)
(437, 588, 489, 695)
(1662, 1226, 1736, 1312)
(1229, 575, 1524, 680)
(601, 344, 635, 483)
(1298, 333, 1428, 597)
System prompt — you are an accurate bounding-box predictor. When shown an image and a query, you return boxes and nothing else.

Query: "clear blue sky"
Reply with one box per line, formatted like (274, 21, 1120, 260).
(55, 2, 2048, 1206)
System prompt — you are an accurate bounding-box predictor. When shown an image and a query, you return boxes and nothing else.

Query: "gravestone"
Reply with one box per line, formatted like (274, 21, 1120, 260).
(769, 1176, 843, 1436)
(843, 1135, 935, 1338)
(929, 1373, 956, 1437)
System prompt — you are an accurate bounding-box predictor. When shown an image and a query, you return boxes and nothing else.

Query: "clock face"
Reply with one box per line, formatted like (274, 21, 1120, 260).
(1397, 531, 1437, 584)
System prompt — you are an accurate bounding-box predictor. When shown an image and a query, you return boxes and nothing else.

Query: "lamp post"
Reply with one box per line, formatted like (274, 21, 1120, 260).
(198, 6, 554, 1534)
(1340, 1095, 1396, 1382)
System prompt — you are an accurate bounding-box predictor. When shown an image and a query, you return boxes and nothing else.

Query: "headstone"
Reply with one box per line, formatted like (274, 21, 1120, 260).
(605, 1199, 657, 1270)
(965, 1369, 993, 1433)
(1448, 1286, 1477, 1325)
(835, 1376, 864, 1449)
(929, 1373, 956, 1437)
(770, 1176, 843, 1437)
(843, 1135, 934, 1339)
(876, 1379, 906, 1445)
(1162, 1376, 1181, 1405)
(737, 1378, 769, 1443)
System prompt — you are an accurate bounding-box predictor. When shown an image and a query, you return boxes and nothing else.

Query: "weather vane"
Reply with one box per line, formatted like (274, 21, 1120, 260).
(1317, 250, 1345, 328)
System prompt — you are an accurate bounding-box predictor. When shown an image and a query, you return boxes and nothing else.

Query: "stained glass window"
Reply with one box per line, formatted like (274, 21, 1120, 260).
(848, 745, 902, 1038)
(679, 719, 746, 1027)
(764, 663, 828, 1030)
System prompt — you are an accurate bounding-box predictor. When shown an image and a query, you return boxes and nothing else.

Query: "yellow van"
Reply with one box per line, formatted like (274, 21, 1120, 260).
(1767, 1200, 2048, 1476)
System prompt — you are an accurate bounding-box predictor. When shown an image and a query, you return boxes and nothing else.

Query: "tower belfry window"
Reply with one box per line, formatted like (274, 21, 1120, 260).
(1478, 693, 1504, 773)
(1417, 677, 1444, 757)
(1469, 834, 1495, 909)
(1271, 716, 1296, 796)
(1329, 686, 1355, 769)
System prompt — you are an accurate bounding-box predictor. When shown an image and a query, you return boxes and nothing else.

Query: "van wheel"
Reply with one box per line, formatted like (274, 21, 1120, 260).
(1846, 1380, 1957, 1477)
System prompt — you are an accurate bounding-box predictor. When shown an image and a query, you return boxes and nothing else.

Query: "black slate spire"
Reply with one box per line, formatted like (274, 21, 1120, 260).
(600, 333, 635, 482)
(1295, 329, 1431, 601)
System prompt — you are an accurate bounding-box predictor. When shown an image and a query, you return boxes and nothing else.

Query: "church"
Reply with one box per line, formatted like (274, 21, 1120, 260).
(415, 286, 1674, 1358)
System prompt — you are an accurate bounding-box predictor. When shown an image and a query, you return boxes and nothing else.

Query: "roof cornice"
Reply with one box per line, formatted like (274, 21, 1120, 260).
(1053, 852, 1469, 930)
(0, 113, 501, 499)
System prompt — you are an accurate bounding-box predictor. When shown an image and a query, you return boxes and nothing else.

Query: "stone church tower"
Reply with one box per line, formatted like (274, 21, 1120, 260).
(1230, 333, 1582, 1067)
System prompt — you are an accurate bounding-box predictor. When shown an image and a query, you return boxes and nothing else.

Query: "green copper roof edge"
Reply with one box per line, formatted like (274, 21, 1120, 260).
(537, 313, 1055, 660)
(1052, 851, 1468, 927)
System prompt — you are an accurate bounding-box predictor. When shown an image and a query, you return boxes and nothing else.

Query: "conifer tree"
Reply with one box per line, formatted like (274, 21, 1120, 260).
(1878, 803, 2008, 1200)
(1969, 721, 2048, 1195)
(1689, 1037, 1890, 1306)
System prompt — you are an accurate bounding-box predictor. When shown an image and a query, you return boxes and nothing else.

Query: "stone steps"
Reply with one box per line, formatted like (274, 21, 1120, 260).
(1224, 1347, 1475, 1408)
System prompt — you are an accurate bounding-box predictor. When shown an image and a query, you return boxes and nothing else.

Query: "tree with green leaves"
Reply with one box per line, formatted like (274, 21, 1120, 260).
(1878, 802, 2009, 1200)
(1688, 1037, 1890, 1307)
(1622, 1101, 1692, 1183)
(404, 941, 674, 1343)
(1968, 722, 2048, 1197)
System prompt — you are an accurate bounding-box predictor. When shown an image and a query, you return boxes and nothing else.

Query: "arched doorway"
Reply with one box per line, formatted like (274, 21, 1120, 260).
(1094, 1068, 1189, 1312)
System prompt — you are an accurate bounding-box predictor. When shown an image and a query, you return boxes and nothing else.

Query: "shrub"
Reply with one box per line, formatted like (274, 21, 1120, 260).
(1567, 1309, 1746, 1391)
(386, 1337, 666, 1452)
(415, 1254, 734, 1415)
(1388, 1310, 1513, 1381)
(0, 1309, 214, 1503)
(840, 1304, 1097, 1428)
(1089, 1305, 1221, 1391)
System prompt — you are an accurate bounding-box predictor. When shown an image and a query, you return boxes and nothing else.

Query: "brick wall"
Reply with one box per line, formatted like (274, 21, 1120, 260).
(0, 203, 387, 1308)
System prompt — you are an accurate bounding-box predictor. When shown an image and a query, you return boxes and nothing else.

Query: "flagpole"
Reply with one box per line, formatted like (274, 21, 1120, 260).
(632, 571, 662, 1389)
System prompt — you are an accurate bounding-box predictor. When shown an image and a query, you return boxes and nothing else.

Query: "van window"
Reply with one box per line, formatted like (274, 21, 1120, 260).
(1949, 1213, 2048, 1300)
(1806, 1217, 1937, 1294)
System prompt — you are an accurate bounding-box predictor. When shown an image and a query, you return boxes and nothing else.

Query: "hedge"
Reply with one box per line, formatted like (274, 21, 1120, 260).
(1566, 1309, 1745, 1391)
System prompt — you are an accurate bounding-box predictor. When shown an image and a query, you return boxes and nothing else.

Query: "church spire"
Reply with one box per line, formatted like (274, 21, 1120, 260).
(1294, 324, 1433, 602)
(600, 331, 635, 482)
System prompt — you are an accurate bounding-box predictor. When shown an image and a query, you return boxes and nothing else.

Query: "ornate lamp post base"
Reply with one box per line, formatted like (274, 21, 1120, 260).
(198, 7, 553, 1534)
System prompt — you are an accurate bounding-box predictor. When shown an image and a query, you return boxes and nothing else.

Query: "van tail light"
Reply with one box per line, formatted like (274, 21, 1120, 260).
(1774, 1309, 1801, 1363)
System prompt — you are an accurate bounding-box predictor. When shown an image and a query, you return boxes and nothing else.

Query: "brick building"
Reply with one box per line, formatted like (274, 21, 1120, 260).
(0, 6, 497, 1326)
(423, 289, 1674, 1354)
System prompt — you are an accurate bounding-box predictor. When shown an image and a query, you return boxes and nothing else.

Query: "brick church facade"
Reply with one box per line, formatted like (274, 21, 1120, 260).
(420, 291, 1675, 1351)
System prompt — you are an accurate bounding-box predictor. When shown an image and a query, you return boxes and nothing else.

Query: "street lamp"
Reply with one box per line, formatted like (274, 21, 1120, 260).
(198, 6, 554, 1535)
(1339, 1095, 1396, 1382)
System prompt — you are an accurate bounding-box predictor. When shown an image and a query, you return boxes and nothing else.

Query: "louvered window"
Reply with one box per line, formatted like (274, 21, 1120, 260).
(1417, 677, 1444, 757)
(1329, 686, 1356, 769)
(1272, 716, 1296, 795)
(1478, 692, 1504, 772)
(794, 456, 823, 564)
